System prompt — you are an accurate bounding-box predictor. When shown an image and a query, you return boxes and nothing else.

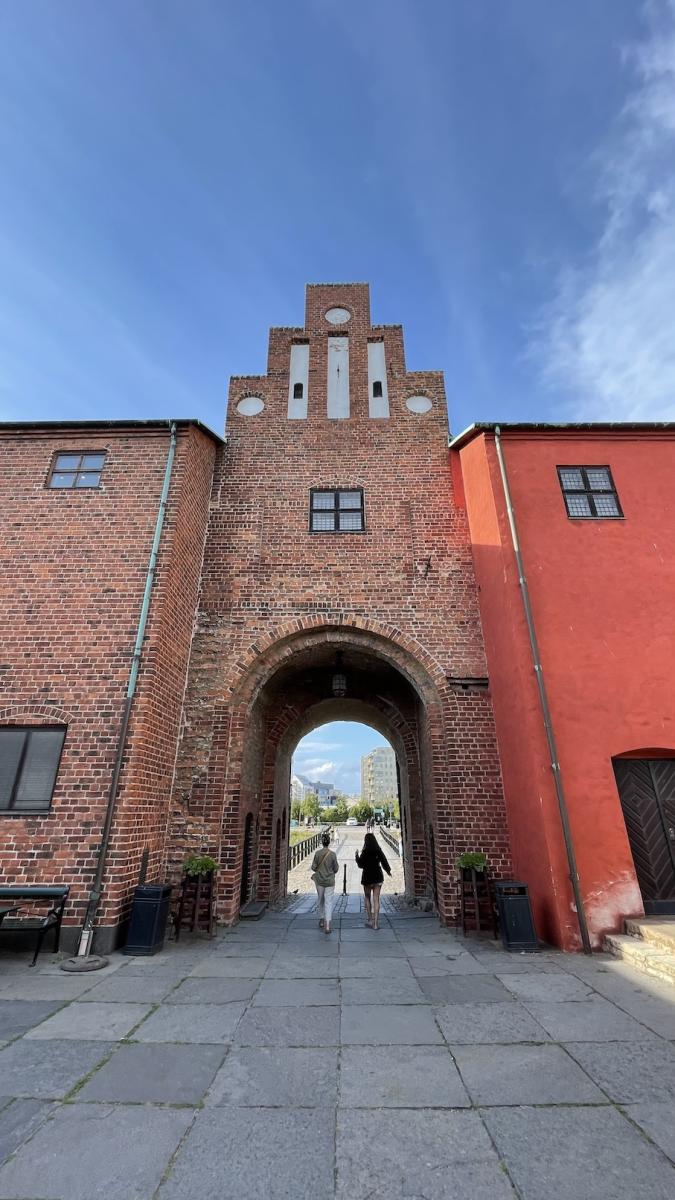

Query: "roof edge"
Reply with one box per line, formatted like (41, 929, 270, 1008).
(449, 421, 675, 451)
(0, 418, 224, 444)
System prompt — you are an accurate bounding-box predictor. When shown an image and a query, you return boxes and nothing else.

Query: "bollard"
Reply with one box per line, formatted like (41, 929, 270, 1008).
(343, 863, 347, 895)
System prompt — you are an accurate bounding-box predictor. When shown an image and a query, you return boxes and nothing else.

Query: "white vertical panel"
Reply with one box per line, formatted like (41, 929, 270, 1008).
(367, 341, 389, 418)
(327, 336, 349, 419)
(287, 343, 309, 419)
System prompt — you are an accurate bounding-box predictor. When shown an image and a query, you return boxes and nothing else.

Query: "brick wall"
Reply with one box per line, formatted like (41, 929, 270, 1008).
(173, 284, 511, 923)
(0, 422, 217, 950)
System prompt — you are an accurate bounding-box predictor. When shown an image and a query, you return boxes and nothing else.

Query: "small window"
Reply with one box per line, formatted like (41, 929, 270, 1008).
(310, 488, 364, 532)
(372, 381, 383, 398)
(293, 382, 304, 399)
(0, 727, 66, 813)
(48, 452, 105, 489)
(557, 466, 623, 519)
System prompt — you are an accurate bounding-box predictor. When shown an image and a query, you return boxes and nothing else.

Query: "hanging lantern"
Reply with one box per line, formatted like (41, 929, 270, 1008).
(331, 651, 347, 697)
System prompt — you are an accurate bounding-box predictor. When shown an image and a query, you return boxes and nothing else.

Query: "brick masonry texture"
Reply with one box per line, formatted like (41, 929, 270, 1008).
(0, 285, 512, 944)
(171, 284, 512, 925)
(0, 422, 217, 949)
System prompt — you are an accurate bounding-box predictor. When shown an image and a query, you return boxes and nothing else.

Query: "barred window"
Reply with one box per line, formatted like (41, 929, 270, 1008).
(557, 466, 623, 519)
(0, 727, 66, 813)
(48, 452, 106, 489)
(310, 488, 365, 532)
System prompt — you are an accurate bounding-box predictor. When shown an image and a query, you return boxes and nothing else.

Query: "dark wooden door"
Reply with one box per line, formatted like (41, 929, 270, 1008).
(240, 813, 254, 906)
(613, 759, 675, 914)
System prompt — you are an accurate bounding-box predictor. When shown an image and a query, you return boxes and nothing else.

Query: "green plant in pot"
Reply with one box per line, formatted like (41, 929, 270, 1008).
(457, 851, 488, 872)
(183, 854, 218, 877)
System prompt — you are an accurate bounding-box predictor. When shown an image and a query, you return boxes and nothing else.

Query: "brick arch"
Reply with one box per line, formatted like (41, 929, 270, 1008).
(261, 697, 425, 901)
(0, 703, 75, 725)
(223, 617, 448, 709)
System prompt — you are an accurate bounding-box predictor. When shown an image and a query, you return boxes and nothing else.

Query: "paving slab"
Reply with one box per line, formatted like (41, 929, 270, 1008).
(498, 971, 592, 1001)
(272, 940, 339, 956)
(77, 1041, 225, 1104)
(264, 954, 340, 978)
(339, 1044, 470, 1107)
(341, 1003, 443, 1045)
(625, 1101, 675, 1164)
(417, 973, 514, 1004)
(434, 1001, 550, 1044)
(336, 1108, 515, 1199)
(564, 1039, 675, 1102)
(524, 995, 658, 1041)
(0, 999, 63, 1041)
(24, 1000, 151, 1041)
(337, 956, 415, 979)
(0, 1102, 193, 1200)
(81, 973, 180, 1002)
(339, 941, 406, 957)
(408, 953, 489, 975)
(0, 975, 98, 1001)
(340, 976, 426, 1004)
(0, 1039, 114, 1099)
(157, 1106, 335, 1200)
(206, 1046, 338, 1107)
(188, 954, 270, 977)
(211, 940, 279, 957)
(252, 979, 339, 1006)
(166, 977, 258, 1003)
(451, 1042, 605, 1105)
(483, 1104, 675, 1200)
(0, 1099, 57, 1166)
(133, 1001, 247, 1043)
(234, 1005, 340, 1046)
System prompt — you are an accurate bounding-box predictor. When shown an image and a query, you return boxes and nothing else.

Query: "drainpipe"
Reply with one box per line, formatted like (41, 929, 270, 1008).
(77, 422, 178, 955)
(493, 426, 592, 954)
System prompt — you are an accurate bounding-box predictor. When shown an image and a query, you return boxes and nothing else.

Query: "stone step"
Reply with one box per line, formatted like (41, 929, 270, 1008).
(624, 916, 675, 954)
(603, 932, 675, 986)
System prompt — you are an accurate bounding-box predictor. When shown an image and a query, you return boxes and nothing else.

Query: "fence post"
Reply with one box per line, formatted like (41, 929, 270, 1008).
(343, 863, 347, 895)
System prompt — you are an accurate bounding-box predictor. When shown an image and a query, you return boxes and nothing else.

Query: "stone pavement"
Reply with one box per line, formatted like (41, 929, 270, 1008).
(286, 824, 406, 914)
(1, 912, 675, 1199)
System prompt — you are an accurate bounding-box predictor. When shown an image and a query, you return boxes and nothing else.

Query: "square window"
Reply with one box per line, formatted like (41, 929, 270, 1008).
(310, 488, 364, 532)
(48, 452, 105, 489)
(557, 466, 623, 519)
(0, 727, 66, 813)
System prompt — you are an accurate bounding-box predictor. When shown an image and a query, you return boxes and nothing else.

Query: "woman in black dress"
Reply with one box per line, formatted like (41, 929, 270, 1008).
(355, 831, 391, 930)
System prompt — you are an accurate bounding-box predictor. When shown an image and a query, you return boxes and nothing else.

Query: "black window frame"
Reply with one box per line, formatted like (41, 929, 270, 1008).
(557, 465, 623, 520)
(0, 725, 67, 815)
(47, 451, 106, 490)
(372, 380, 383, 398)
(293, 382, 304, 399)
(309, 487, 365, 533)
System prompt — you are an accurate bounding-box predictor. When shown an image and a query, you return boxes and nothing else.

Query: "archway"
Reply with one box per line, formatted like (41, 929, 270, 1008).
(192, 622, 511, 926)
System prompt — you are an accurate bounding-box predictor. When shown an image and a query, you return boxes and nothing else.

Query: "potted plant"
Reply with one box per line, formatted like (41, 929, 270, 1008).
(183, 854, 218, 878)
(457, 851, 487, 874)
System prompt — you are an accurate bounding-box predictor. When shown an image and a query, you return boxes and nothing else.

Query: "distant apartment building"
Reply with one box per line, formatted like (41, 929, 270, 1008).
(361, 746, 398, 809)
(290, 773, 336, 808)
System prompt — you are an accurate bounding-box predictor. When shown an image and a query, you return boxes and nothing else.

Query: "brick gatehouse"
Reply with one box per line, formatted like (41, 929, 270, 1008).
(5, 283, 673, 953)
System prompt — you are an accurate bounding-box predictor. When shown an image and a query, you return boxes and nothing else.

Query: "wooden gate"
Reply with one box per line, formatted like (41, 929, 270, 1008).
(613, 758, 675, 914)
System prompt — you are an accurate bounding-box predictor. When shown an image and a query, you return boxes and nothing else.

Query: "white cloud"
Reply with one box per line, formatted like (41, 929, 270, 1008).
(536, 1, 675, 419)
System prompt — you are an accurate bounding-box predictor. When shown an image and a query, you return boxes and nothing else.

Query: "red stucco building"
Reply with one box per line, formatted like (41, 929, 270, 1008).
(454, 423, 675, 949)
(1, 286, 673, 953)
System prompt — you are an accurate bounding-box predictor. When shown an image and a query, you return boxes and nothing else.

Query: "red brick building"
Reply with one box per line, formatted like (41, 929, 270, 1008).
(2, 286, 672, 953)
(454, 423, 675, 949)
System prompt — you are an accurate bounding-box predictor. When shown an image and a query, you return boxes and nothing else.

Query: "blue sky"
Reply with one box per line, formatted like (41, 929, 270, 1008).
(292, 722, 391, 798)
(2, 1, 675, 435)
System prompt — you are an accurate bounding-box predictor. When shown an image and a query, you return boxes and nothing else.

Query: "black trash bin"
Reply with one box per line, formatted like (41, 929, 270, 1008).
(123, 883, 172, 956)
(494, 881, 539, 952)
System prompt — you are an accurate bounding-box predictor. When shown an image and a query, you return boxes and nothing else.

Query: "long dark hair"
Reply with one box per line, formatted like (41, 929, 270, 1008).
(363, 832, 379, 854)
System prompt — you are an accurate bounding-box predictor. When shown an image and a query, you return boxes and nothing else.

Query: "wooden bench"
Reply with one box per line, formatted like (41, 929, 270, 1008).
(0, 886, 69, 966)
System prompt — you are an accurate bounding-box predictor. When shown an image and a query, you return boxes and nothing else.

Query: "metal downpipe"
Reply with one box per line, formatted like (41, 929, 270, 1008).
(78, 422, 178, 955)
(494, 426, 592, 954)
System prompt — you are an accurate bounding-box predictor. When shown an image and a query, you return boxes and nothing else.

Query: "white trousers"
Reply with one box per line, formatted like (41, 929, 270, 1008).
(315, 884, 335, 926)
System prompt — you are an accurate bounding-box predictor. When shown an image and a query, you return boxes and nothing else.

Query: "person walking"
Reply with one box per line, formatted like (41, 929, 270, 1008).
(310, 832, 339, 934)
(355, 831, 391, 930)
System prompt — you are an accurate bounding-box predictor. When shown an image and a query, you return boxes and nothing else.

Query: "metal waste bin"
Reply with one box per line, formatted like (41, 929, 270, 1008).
(123, 883, 172, 956)
(494, 881, 539, 952)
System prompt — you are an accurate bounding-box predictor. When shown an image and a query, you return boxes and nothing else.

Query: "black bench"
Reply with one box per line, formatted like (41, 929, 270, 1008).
(0, 886, 69, 966)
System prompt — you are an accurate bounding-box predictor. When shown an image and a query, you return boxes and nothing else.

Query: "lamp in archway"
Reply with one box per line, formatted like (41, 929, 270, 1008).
(331, 651, 347, 698)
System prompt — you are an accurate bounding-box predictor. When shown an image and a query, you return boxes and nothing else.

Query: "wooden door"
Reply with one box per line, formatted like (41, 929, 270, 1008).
(613, 759, 675, 914)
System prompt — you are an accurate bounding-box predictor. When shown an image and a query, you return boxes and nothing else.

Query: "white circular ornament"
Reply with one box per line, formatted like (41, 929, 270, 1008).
(405, 395, 432, 414)
(236, 396, 265, 416)
(325, 307, 351, 325)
